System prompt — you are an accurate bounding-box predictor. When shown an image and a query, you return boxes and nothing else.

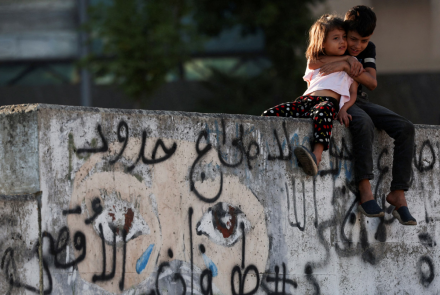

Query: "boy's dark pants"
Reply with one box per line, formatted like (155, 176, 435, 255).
(347, 96, 415, 191)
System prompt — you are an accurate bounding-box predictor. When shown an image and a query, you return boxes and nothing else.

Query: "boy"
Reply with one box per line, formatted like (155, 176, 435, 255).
(308, 5, 416, 225)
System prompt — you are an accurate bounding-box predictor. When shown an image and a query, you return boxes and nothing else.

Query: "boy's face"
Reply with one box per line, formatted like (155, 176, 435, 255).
(346, 30, 372, 56)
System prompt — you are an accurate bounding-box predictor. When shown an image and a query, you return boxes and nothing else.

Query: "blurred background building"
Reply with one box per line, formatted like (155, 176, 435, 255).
(0, 0, 439, 125)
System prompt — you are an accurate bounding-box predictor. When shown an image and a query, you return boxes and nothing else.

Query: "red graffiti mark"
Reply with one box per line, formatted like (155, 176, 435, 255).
(124, 208, 134, 233)
(108, 212, 115, 222)
(214, 206, 237, 238)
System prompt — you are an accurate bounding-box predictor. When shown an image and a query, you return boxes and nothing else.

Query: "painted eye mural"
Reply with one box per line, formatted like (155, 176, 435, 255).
(67, 151, 162, 294)
(196, 202, 251, 247)
(91, 192, 150, 246)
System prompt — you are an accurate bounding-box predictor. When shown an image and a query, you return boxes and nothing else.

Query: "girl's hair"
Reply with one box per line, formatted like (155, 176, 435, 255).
(306, 14, 345, 61)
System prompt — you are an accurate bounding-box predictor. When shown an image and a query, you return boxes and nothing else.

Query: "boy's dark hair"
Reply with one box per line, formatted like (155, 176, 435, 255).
(345, 5, 376, 37)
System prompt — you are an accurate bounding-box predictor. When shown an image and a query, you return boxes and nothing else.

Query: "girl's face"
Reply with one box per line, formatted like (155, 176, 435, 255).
(323, 28, 347, 56)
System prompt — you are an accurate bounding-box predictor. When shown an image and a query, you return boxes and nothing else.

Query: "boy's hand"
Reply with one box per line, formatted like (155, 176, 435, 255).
(319, 61, 347, 76)
(336, 109, 352, 127)
(346, 56, 364, 77)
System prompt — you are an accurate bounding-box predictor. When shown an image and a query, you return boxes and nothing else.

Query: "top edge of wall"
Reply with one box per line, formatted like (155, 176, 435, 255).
(0, 103, 438, 128)
(0, 103, 298, 122)
(0, 103, 41, 115)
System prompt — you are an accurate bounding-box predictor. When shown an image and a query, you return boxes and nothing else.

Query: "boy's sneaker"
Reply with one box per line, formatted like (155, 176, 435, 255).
(392, 206, 417, 225)
(294, 146, 318, 176)
(358, 200, 385, 218)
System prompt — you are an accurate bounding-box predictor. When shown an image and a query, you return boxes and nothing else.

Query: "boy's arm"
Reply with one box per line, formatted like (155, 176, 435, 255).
(318, 61, 377, 91)
(352, 67, 377, 91)
(308, 56, 363, 76)
(308, 56, 351, 69)
(338, 42, 378, 90)
(336, 81, 358, 127)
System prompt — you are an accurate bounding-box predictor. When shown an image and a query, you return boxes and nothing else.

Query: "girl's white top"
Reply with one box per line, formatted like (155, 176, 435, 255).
(303, 67, 353, 110)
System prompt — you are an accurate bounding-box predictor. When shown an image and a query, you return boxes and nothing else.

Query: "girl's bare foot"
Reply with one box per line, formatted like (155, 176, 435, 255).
(312, 143, 324, 166)
(313, 151, 322, 166)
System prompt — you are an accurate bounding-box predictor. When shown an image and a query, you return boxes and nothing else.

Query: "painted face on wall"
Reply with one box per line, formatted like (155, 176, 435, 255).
(66, 133, 269, 294)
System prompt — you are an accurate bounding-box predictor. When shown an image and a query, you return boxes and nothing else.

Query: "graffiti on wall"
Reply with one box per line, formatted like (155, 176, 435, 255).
(1, 118, 439, 294)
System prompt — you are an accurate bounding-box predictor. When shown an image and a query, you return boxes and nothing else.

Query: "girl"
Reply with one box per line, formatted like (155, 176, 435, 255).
(262, 14, 358, 177)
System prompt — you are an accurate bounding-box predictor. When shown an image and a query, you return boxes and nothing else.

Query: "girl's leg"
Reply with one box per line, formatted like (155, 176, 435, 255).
(261, 97, 309, 117)
(309, 101, 337, 149)
(306, 99, 337, 162)
(292, 96, 331, 176)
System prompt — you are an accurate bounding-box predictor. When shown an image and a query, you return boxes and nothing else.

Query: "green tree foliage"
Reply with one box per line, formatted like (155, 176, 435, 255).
(84, 0, 200, 106)
(192, 0, 322, 115)
(84, 0, 322, 112)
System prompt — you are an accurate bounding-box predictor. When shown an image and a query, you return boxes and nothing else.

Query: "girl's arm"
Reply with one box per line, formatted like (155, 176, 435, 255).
(336, 81, 358, 127)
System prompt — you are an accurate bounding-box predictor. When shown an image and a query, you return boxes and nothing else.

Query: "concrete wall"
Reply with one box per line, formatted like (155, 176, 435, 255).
(0, 104, 439, 294)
